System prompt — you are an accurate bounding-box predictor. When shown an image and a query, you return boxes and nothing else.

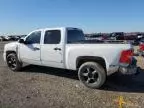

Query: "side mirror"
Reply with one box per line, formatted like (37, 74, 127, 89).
(19, 38, 25, 43)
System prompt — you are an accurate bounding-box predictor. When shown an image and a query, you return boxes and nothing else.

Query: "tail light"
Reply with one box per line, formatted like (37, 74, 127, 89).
(119, 49, 133, 64)
(139, 44, 144, 51)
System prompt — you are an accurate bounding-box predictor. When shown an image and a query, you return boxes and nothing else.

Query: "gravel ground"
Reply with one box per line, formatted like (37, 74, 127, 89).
(0, 42, 144, 108)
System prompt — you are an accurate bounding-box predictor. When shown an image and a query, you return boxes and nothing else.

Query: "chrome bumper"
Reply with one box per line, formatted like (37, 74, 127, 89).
(119, 65, 138, 75)
(118, 58, 139, 75)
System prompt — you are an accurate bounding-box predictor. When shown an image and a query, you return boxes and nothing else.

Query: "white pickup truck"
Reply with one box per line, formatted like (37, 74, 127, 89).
(3, 27, 138, 89)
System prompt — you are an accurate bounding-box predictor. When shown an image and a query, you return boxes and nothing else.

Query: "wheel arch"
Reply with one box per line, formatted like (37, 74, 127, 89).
(76, 56, 107, 72)
(5, 50, 22, 71)
(6, 51, 17, 57)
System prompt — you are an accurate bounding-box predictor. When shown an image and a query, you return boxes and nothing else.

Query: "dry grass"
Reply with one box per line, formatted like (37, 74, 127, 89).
(0, 42, 144, 108)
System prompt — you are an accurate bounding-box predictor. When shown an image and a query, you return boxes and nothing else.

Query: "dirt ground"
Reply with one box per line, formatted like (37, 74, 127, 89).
(0, 42, 144, 108)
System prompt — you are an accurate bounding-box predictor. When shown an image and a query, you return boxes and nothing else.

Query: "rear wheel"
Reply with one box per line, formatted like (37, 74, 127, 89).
(78, 62, 106, 89)
(6, 53, 22, 71)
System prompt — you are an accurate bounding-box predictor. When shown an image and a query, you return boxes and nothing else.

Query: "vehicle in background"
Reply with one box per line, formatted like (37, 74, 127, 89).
(133, 35, 144, 45)
(3, 27, 139, 89)
(0, 35, 27, 41)
(108, 32, 141, 45)
(9, 36, 17, 41)
(108, 32, 125, 40)
(3, 36, 11, 41)
(85, 33, 108, 40)
(19, 35, 27, 39)
(14, 36, 21, 41)
(0, 36, 11, 41)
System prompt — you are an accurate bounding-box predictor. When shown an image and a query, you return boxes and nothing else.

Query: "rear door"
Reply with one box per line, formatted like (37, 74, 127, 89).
(41, 29, 64, 68)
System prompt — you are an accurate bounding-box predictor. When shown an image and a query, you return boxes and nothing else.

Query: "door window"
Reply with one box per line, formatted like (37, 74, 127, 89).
(25, 31, 41, 44)
(44, 30, 61, 44)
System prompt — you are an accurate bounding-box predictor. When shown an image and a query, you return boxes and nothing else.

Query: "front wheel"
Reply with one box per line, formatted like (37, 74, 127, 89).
(6, 53, 22, 71)
(78, 62, 106, 89)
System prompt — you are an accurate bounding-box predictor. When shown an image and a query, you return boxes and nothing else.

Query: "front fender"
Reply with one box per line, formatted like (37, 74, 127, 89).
(4, 42, 18, 52)
(3, 42, 19, 61)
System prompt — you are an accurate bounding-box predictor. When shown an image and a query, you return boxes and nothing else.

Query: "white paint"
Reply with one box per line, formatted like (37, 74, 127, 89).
(3, 27, 132, 74)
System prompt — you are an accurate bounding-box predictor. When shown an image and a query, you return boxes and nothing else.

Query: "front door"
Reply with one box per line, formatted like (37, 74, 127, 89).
(19, 31, 41, 65)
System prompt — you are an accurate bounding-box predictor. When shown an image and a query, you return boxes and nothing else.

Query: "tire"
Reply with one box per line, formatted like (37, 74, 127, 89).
(78, 62, 106, 89)
(6, 53, 22, 71)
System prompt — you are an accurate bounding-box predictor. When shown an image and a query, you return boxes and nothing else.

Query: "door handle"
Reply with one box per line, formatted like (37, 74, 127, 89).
(54, 47, 61, 51)
(33, 47, 40, 51)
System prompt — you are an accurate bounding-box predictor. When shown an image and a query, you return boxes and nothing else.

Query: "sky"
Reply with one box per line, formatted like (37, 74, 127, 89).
(0, 0, 144, 35)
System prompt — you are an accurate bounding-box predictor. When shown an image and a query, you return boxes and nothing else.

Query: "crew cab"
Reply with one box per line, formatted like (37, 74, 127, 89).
(3, 27, 138, 89)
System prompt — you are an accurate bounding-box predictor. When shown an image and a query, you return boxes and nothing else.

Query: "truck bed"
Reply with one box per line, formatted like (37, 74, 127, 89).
(70, 40, 126, 44)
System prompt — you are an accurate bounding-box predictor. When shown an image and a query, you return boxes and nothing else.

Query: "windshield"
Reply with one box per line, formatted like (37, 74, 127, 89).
(67, 29, 85, 43)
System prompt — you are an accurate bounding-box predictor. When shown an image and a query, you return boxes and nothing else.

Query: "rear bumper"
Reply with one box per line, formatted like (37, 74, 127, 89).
(108, 57, 139, 76)
(119, 65, 138, 75)
(118, 58, 139, 75)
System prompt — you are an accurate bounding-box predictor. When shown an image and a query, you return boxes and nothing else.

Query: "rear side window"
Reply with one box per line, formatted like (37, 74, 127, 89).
(67, 29, 84, 43)
(44, 30, 61, 44)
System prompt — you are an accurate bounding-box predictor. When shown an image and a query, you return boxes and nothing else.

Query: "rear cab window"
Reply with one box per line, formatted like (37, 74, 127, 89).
(67, 28, 85, 43)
